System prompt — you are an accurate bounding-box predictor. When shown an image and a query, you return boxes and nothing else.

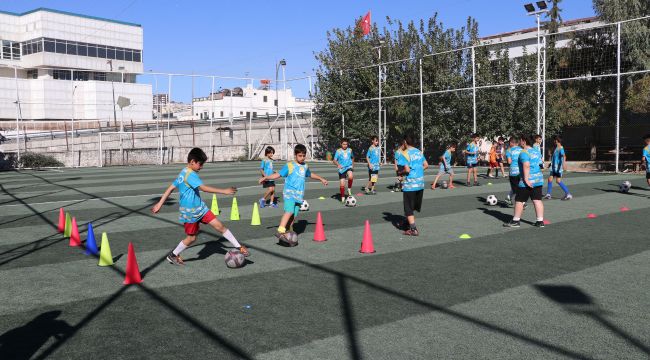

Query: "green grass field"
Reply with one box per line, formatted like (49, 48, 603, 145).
(1, 162, 648, 360)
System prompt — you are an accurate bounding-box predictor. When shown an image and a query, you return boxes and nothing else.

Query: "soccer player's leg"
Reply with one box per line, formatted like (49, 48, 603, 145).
(544, 174, 554, 199)
(366, 170, 373, 193)
(504, 186, 530, 227)
(276, 200, 297, 245)
(204, 211, 248, 256)
(402, 191, 421, 236)
(448, 170, 455, 188)
(555, 173, 572, 200)
(531, 186, 545, 227)
(338, 172, 346, 202)
(431, 173, 441, 189)
(168, 221, 202, 265)
(347, 170, 354, 196)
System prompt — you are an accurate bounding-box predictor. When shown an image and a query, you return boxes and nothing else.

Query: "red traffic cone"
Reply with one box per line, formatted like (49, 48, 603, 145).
(69, 217, 81, 247)
(313, 212, 326, 242)
(620, 206, 630, 212)
(543, 219, 551, 225)
(123, 242, 142, 285)
(57, 208, 65, 233)
(359, 220, 375, 253)
(587, 213, 597, 219)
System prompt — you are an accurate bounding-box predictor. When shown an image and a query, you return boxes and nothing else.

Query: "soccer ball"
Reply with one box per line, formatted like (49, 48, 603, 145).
(486, 194, 498, 206)
(224, 250, 245, 268)
(619, 181, 631, 193)
(441, 181, 449, 189)
(345, 196, 357, 207)
(300, 200, 310, 211)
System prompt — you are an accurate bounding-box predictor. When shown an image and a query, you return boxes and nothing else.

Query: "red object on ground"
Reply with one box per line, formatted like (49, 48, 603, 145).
(123, 242, 142, 285)
(359, 220, 375, 253)
(69, 217, 81, 247)
(313, 212, 326, 242)
(58, 208, 65, 233)
(587, 213, 598, 219)
(620, 207, 630, 212)
(543, 219, 551, 225)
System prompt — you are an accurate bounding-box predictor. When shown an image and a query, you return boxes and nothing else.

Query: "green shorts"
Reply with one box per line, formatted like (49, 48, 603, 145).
(283, 199, 301, 217)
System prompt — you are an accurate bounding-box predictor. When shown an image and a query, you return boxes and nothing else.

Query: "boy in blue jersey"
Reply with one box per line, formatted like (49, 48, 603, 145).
(533, 134, 544, 170)
(505, 136, 523, 206)
(333, 138, 354, 203)
(259, 146, 278, 208)
(504, 135, 545, 228)
(393, 144, 405, 192)
(365, 135, 381, 195)
(152, 148, 249, 265)
(260, 144, 328, 246)
(397, 135, 429, 236)
(463, 133, 481, 186)
(643, 134, 650, 187)
(431, 142, 456, 190)
(543, 135, 573, 200)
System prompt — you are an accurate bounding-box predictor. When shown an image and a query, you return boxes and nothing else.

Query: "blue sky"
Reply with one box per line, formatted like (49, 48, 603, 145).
(3, 0, 597, 99)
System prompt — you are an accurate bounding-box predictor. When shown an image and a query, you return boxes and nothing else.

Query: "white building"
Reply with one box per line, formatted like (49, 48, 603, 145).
(0, 8, 152, 122)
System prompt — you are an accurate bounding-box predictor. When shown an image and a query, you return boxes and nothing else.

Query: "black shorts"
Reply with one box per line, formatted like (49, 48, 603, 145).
(516, 185, 543, 203)
(496, 158, 503, 164)
(262, 180, 275, 188)
(338, 168, 353, 179)
(509, 175, 520, 193)
(403, 190, 424, 216)
(368, 169, 379, 181)
(467, 163, 478, 168)
(550, 171, 562, 178)
(646, 172, 650, 179)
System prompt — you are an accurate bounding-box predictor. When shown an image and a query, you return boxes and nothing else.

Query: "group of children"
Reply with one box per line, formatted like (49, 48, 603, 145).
(150, 132, 650, 265)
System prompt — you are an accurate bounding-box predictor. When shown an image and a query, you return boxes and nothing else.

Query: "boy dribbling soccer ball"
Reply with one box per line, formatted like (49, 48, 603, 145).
(259, 146, 278, 208)
(365, 135, 381, 195)
(152, 148, 249, 265)
(464, 133, 480, 186)
(333, 138, 354, 203)
(431, 142, 456, 190)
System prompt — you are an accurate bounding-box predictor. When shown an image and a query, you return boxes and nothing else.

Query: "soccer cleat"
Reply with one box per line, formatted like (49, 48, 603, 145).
(403, 228, 419, 236)
(270, 202, 279, 208)
(258, 198, 266, 209)
(341, 196, 346, 203)
(534, 221, 545, 228)
(466, 182, 472, 187)
(370, 190, 376, 195)
(474, 181, 481, 187)
(166, 252, 185, 266)
(347, 188, 353, 196)
(561, 194, 573, 201)
(543, 194, 552, 200)
(503, 220, 521, 228)
(239, 245, 250, 257)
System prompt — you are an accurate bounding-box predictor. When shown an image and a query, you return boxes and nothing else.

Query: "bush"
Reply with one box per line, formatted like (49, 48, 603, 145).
(19, 152, 64, 169)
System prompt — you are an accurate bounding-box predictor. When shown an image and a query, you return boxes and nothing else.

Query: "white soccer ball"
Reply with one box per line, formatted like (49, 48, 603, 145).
(441, 181, 448, 189)
(619, 181, 631, 193)
(345, 196, 357, 207)
(486, 194, 498, 206)
(224, 250, 245, 268)
(300, 200, 310, 211)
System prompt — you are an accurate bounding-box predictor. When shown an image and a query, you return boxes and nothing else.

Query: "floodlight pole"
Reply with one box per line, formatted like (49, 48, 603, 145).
(419, 58, 424, 150)
(471, 47, 477, 133)
(282, 63, 288, 160)
(13, 65, 21, 166)
(377, 46, 382, 163)
(615, 22, 621, 173)
(536, 13, 541, 135)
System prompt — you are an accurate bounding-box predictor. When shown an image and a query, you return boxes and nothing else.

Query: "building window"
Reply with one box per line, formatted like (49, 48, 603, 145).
(55, 40, 66, 54)
(240, 111, 243, 115)
(93, 72, 106, 81)
(263, 95, 268, 103)
(2, 41, 10, 59)
(116, 48, 125, 60)
(253, 112, 257, 118)
(27, 69, 38, 79)
(106, 47, 116, 59)
(274, 99, 278, 106)
(12, 42, 20, 59)
(66, 42, 77, 55)
(220, 111, 224, 117)
(97, 45, 106, 58)
(44, 39, 55, 52)
(88, 44, 97, 57)
(77, 43, 87, 56)
(52, 70, 71, 80)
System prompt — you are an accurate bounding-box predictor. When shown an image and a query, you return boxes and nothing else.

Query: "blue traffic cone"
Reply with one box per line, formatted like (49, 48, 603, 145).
(84, 222, 99, 255)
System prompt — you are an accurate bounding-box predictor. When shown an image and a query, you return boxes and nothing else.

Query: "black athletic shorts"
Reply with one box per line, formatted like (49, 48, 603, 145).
(262, 180, 275, 188)
(496, 158, 503, 164)
(646, 172, 650, 179)
(509, 175, 520, 193)
(550, 171, 562, 178)
(338, 168, 353, 179)
(516, 185, 543, 203)
(403, 190, 424, 216)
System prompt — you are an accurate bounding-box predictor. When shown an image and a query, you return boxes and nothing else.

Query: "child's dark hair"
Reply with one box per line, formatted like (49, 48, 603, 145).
(471, 133, 479, 138)
(264, 146, 275, 155)
(498, 136, 504, 141)
(519, 135, 529, 145)
(403, 134, 415, 146)
(447, 141, 457, 148)
(294, 144, 307, 155)
(341, 138, 349, 143)
(533, 134, 542, 141)
(187, 147, 208, 164)
(643, 134, 650, 141)
(553, 135, 562, 143)
(370, 135, 378, 141)
(509, 136, 519, 144)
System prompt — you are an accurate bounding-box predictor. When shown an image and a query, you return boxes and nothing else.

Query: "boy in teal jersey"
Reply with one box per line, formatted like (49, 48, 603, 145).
(544, 135, 573, 200)
(397, 135, 429, 236)
(259, 146, 278, 208)
(643, 134, 650, 187)
(365, 135, 381, 194)
(463, 133, 481, 186)
(533, 134, 544, 170)
(333, 138, 354, 202)
(504, 135, 545, 228)
(152, 148, 249, 265)
(260, 144, 328, 246)
(393, 144, 405, 191)
(431, 142, 456, 190)
(505, 136, 523, 206)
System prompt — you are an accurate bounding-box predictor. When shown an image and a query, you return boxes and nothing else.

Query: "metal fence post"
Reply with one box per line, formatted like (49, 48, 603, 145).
(471, 47, 477, 133)
(615, 21, 621, 173)
(419, 58, 424, 150)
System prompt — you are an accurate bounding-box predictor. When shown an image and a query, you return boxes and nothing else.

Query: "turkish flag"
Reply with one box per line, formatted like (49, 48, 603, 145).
(360, 11, 371, 36)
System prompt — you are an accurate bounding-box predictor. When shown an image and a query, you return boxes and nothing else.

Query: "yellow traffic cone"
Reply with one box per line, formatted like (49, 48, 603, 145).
(211, 194, 219, 215)
(98, 232, 114, 266)
(230, 197, 240, 221)
(251, 202, 261, 226)
(64, 213, 72, 237)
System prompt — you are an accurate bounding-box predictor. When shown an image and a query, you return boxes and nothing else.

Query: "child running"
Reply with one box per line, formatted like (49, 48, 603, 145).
(333, 138, 354, 203)
(643, 134, 650, 188)
(544, 135, 573, 200)
(487, 143, 498, 178)
(431, 142, 456, 190)
(496, 137, 507, 177)
(152, 147, 249, 265)
(259, 146, 278, 208)
(505, 136, 523, 206)
(365, 135, 381, 195)
(397, 135, 429, 236)
(259, 144, 328, 246)
(503, 135, 545, 228)
(464, 133, 480, 186)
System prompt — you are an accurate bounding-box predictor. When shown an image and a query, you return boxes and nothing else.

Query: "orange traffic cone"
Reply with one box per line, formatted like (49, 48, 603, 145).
(313, 212, 326, 242)
(123, 242, 142, 285)
(69, 217, 81, 247)
(359, 220, 375, 253)
(57, 208, 65, 233)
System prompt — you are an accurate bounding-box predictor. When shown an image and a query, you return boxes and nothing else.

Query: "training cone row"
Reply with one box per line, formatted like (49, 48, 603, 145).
(211, 194, 220, 215)
(251, 202, 261, 226)
(313, 212, 326, 242)
(123, 242, 142, 285)
(230, 197, 240, 221)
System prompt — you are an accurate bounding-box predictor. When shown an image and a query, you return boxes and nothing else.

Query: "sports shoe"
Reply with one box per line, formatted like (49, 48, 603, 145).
(271, 203, 279, 208)
(534, 221, 545, 228)
(258, 198, 266, 209)
(370, 190, 376, 195)
(488, 175, 495, 178)
(449, 185, 456, 189)
(239, 245, 250, 257)
(403, 228, 419, 236)
(503, 220, 521, 228)
(561, 194, 573, 201)
(466, 182, 472, 187)
(474, 181, 481, 187)
(347, 188, 353, 196)
(275, 232, 297, 247)
(166, 252, 185, 266)
(543, 194, 552, 200)
(341, 196, 346, 203)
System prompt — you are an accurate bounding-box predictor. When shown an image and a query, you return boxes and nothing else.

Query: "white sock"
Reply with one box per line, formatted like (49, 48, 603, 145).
(222, 229, 241, 248)
(513, 217, 520, 222)
(172, 241, 188, 256)
(537, 217, 544, 221)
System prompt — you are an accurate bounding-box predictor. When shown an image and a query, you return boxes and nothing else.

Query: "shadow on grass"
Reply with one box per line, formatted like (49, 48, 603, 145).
(0, 310, 73, 360)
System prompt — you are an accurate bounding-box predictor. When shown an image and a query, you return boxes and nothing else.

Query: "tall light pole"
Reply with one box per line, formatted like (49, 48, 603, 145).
(524, 2, 549, 135)
(373, 39, 385, 162)
(275, 59, 287, 159)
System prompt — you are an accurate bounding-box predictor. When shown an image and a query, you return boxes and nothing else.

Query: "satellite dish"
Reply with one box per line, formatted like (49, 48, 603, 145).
(117, 96, 131, 110)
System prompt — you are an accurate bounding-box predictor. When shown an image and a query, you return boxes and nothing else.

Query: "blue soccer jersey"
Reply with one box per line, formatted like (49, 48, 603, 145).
(506, 146, 523, 176)
(260, 158, 274, 176)
(644, 145, 650, 173)
(439, 149, 452, 171)
(278, 162, 311, 202)
(367, 145, 381, 171)
(172, 168, 209, 223)
(334, 148, 353, 174)
(398, 147, 426, 191)
(518, 147, 544, 188)
(551, 146, 565, 173)
(466, 143, 478, 165)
